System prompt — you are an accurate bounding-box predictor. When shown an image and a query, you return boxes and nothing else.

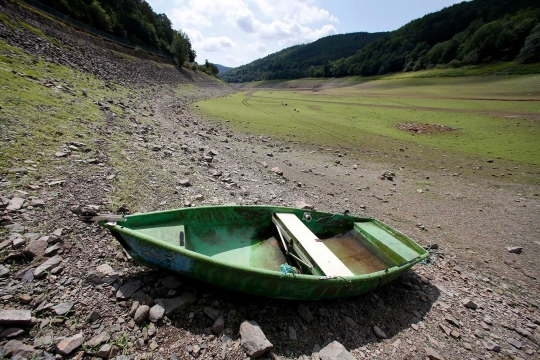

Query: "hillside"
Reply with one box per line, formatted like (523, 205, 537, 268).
(221, 31, 386, 83)
(215, 63, 233, 75)
(27, 0, 195, 64)
(224, 0, 540, 82)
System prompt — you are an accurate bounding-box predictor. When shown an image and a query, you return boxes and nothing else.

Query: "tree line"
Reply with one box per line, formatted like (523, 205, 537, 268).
(224, 0, 540, 82)
(37, 0, 219, 74)
(220, 32, 386, 83)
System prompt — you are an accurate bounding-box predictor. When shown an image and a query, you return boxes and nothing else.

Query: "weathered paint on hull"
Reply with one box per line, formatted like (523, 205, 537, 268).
(116, 232, 416, 300)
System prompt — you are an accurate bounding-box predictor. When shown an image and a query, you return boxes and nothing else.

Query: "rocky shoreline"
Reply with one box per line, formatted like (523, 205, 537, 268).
(1, 2, 539, 359)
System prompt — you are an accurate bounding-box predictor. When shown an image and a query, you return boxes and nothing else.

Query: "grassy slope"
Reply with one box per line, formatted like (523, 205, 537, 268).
(196, 73, 540, 180)
(0, 38, 192, 210)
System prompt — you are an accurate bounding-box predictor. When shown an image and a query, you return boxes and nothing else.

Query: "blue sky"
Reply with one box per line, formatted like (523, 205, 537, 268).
(146, 0, 467, 68)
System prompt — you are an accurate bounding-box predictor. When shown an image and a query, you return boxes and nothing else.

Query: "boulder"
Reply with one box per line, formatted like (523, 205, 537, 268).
(239, 320, 273, 358)
(319, 341, 355, 360)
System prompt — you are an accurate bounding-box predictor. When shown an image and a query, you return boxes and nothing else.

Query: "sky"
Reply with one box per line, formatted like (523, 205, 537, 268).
(146, 0, 468, 68)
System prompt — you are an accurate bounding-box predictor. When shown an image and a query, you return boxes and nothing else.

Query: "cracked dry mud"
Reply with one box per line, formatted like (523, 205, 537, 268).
(1, 2, 539, 360)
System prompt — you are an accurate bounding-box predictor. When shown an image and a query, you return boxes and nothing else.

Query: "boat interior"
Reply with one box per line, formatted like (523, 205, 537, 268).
(126, 209, 424, 277)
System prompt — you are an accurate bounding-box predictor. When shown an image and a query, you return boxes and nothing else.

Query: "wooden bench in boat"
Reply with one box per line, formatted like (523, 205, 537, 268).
(273, 213, 354, 277)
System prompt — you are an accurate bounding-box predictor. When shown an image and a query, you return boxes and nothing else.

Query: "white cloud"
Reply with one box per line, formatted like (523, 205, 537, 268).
(252, 0, 339, 24)
(150, 0, 338, 66)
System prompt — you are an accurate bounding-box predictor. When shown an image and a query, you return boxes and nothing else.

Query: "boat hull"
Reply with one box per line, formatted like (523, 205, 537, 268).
(104, 205, 428, 300)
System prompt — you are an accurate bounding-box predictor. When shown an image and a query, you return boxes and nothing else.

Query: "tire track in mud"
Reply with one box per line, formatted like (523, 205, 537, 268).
(248, 95, 540, 118)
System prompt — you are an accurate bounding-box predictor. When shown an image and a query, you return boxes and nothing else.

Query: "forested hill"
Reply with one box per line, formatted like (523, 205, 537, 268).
(36, 0, 195, 64)
(220, 32, 386, 83)
(223, 0, 540, 83)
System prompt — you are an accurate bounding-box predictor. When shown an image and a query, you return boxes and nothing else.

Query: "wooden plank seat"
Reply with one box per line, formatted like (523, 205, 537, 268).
(273, 213, 353, 277)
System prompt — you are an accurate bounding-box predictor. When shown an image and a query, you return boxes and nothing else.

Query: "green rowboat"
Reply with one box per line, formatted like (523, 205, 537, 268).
(94, 205, 428, 300)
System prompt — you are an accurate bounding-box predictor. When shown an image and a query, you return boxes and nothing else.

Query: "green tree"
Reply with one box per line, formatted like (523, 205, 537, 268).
(171, 30, 190, 66)
(519, 23, 540, 63)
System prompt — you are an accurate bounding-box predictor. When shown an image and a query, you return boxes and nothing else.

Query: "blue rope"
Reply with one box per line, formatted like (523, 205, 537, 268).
(280, 263, 297, 278)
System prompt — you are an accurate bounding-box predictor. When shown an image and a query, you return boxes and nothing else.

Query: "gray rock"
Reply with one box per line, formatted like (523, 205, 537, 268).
(6, 198, 25, 211)
(506, 246, 523, 254)
(148, 303, 165, 323)
(425, 347, 445, 360)
(319, 341, 355, 360)
(44, 243, 61, 256)
(462, 298, 478, 309)
(134, 305, 149, 325)
(155, 292, 195, 316)
(116, 279, 142, 300)
(444, 313, 460, 327)
(55, 332, 84, 355)
(239, 320, 273, 358)
(130, 290, 154, 306)
(34, 255, 63, 278)
(344, 316, 357, 328)
(373, 325, 387, 339)
(52, 301, 74, 316)
(0, 309, 32, 326)
(482, 340, 500, 352)
(161, 276, 182, 289)
(147, 323, 156, 337)
(204, 306, 220, 321)
(89, 311, 101, 322)
(0, 264, 9, 277)
(34, 335, 53, 348)
(298, 304, 313, 323)
(0, 328, 24, 338)
(128, 301, 140, 318)
(289, 326, 297, 341)
(3, 340, 35, 358)
(212, 315, 224, 334)
(295, 201, 314, 210)
(96, 344, 112, 358)
(507, 337, 522, 349)
(179, 178, 191, 186)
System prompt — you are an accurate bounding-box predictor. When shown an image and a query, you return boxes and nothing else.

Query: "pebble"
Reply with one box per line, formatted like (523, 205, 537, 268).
(85, 332, 110, 347)
(34, 255, 63, 278)
(116, 279, 142, 300)
(288, 326, 297, 341)
(0, 328, 24, 338)
(425, 347, 445, 360)
(444, 313, 460, 327)
(482, 340, 501, 352)
(204, 306, 220, 320)
(0, 264, 9, 277)
(212, 315, 224, 334)
(161, 275, 182, 289)
(461, 298, 478, 309)
(373, 325, 387, 339)
(506, 246, 523, 254)
(133, 305, 149, 324)
(507, 337, 522, 349)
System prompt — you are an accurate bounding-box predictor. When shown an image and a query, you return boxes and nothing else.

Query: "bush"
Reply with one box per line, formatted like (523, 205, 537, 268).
(518, 24, 540, 64)
(449, 59, 462, 68)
